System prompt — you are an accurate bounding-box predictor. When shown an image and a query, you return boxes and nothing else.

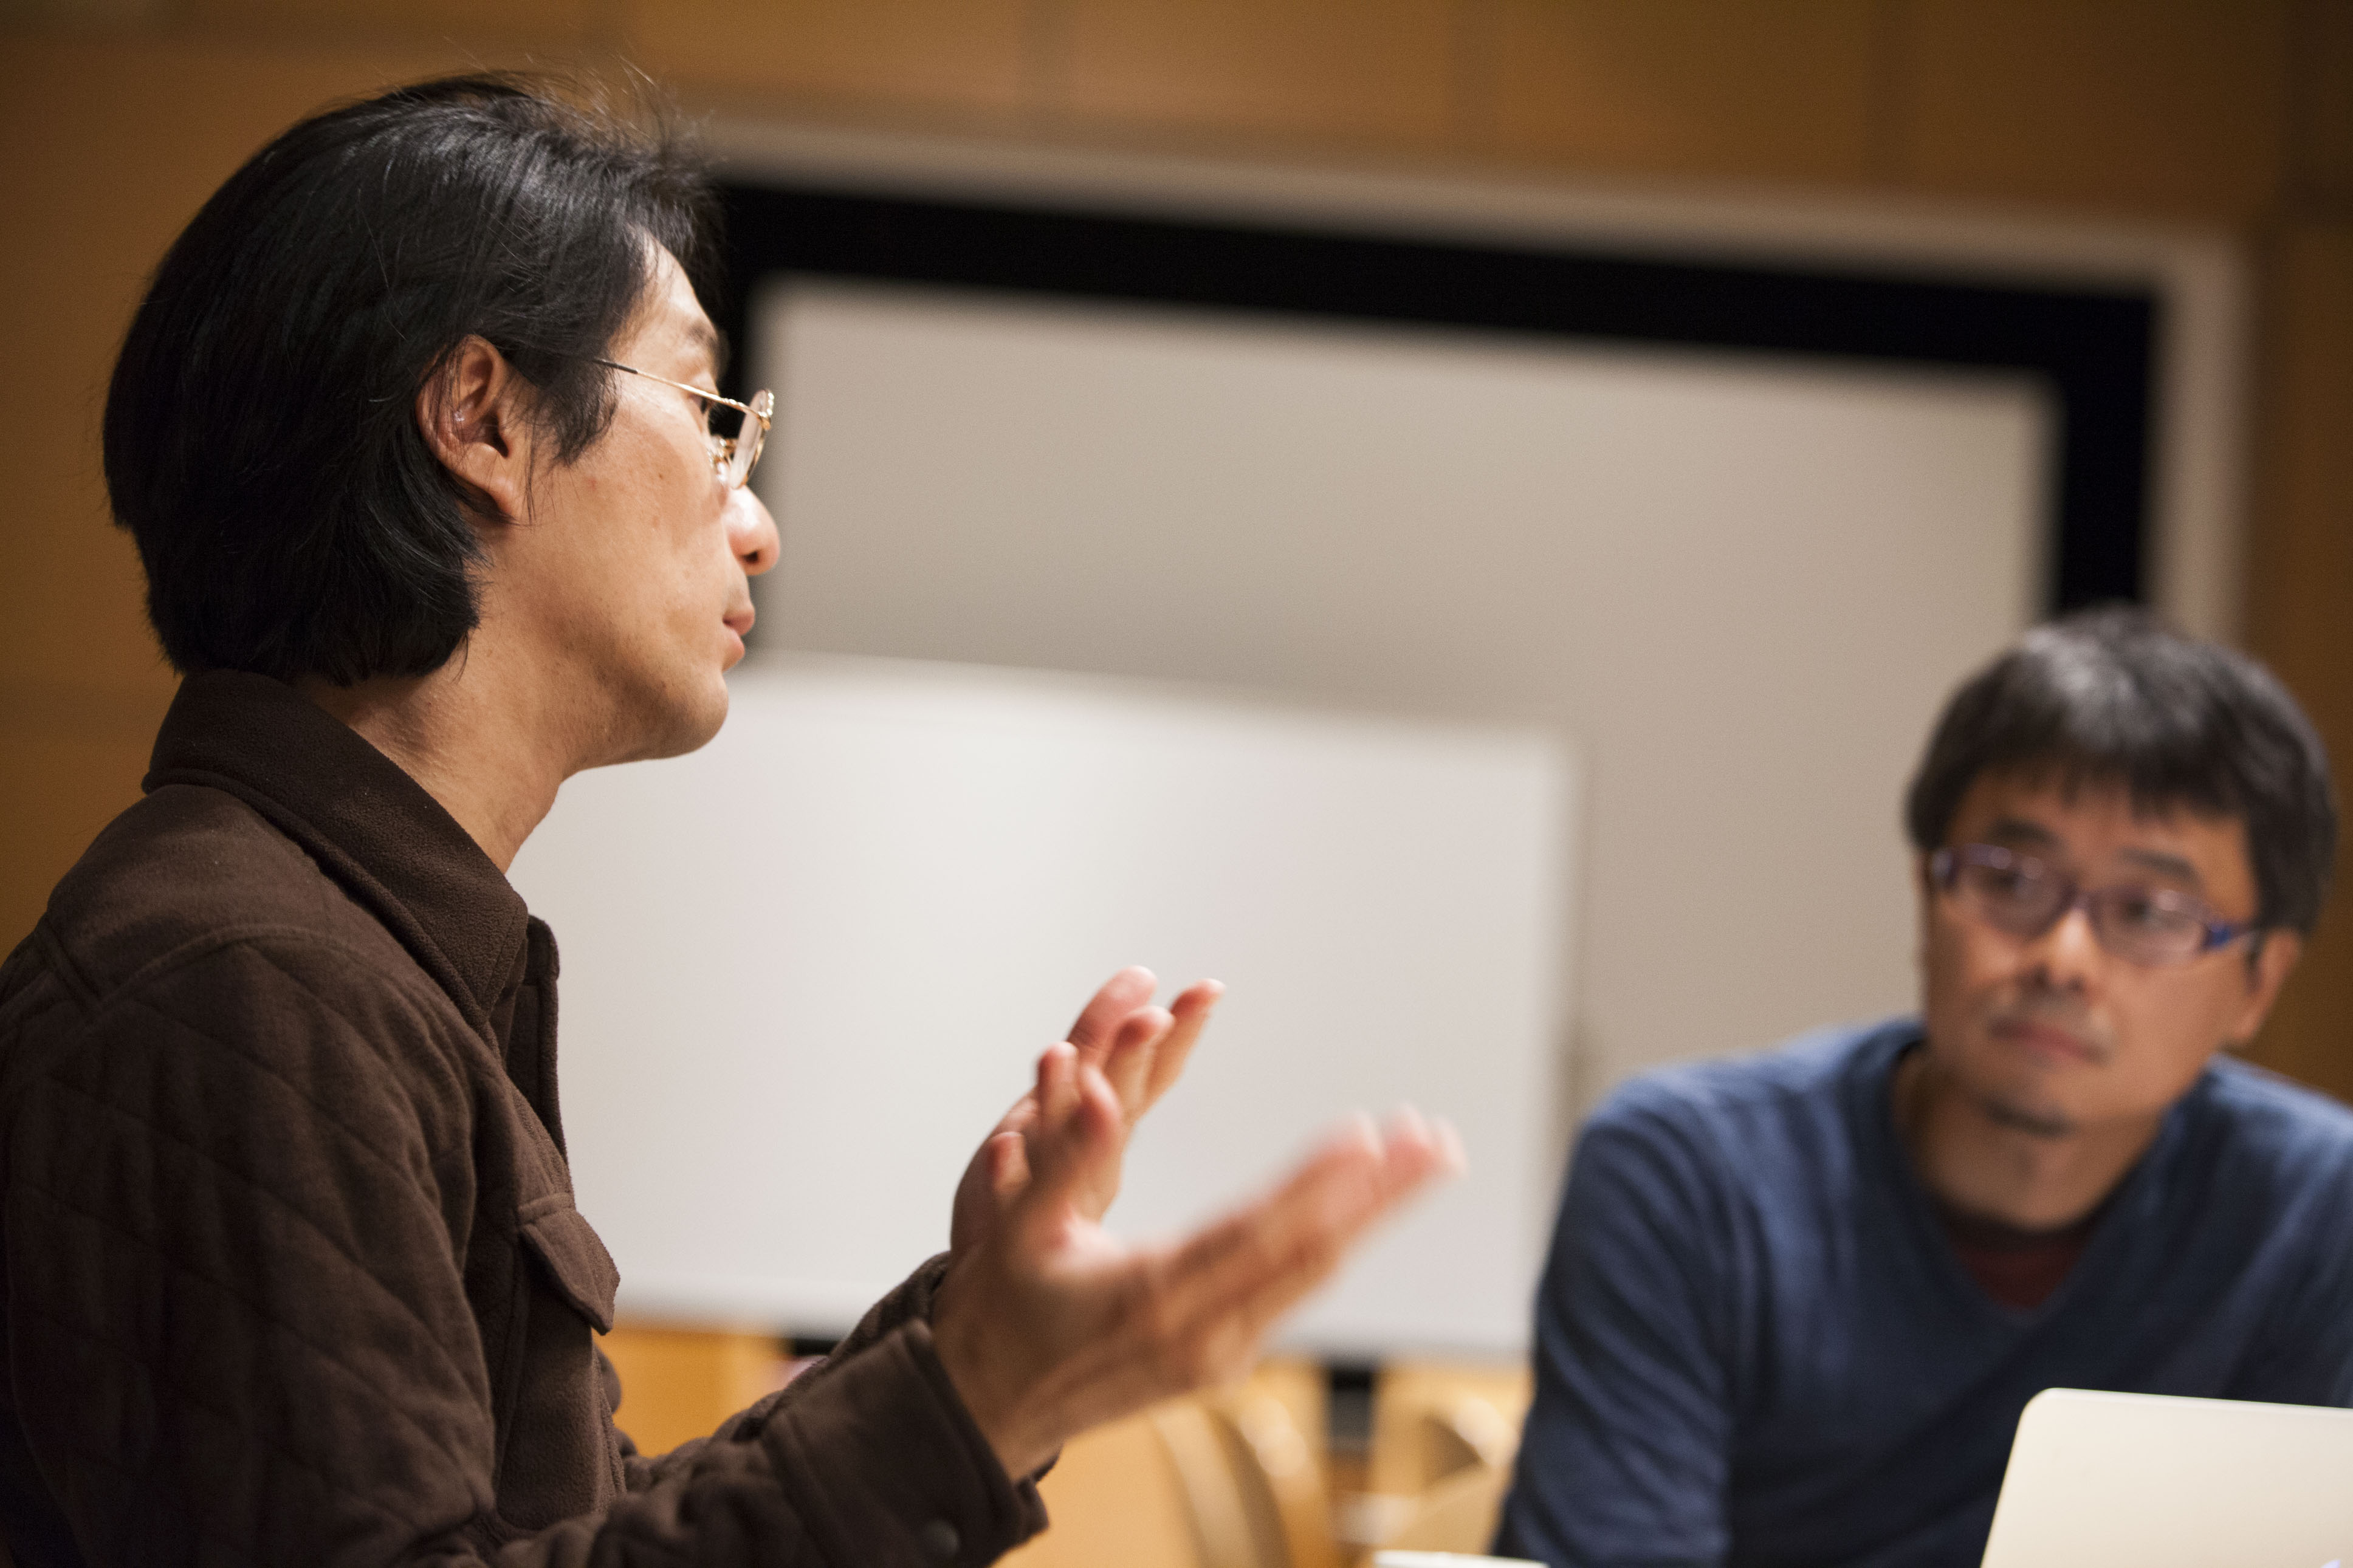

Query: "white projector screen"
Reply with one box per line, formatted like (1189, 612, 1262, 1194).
(752, 278, 2046, 1109)
(511, 658, 1570, 1357)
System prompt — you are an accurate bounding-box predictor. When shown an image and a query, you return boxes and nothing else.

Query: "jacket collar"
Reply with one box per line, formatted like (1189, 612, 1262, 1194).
(144, 670, 530, 1035)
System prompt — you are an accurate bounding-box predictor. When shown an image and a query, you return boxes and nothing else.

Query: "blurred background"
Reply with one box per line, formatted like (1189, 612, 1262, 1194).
(3, 4, 2349, 1563)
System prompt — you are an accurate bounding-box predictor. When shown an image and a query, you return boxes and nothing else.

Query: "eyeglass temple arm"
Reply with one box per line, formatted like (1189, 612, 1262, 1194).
(591, 357, 763, 422)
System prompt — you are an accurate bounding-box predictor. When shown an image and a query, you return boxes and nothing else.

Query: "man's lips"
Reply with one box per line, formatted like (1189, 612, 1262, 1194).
(721, 606, 755, 660)
(1990, 1016, 2105, 1065)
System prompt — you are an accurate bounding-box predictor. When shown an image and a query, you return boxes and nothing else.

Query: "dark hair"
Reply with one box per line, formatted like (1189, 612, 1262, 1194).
(1905, 607, 2337, 933)
(103, 74, 717, 685)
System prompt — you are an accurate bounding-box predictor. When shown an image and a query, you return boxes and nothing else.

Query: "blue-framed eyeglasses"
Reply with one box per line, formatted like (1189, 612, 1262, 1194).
(1930, 843, 2253, 967)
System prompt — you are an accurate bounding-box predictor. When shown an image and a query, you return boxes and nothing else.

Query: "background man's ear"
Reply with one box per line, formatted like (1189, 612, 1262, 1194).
(417, 335, 529, 524)
(2230, 929, 2305, 1047)
(1912, 851, 1939, 970)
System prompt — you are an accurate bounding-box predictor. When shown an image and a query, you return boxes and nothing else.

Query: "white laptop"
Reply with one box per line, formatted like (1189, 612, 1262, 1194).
(1980, 1388, 2353, 1568)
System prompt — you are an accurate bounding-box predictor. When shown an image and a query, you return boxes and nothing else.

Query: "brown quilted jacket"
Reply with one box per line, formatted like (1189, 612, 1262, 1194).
(0, 671, 1045, 1567)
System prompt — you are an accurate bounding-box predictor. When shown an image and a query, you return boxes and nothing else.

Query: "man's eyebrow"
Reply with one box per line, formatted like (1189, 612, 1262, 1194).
(685, 318, 730, 382)
(1981, 817, 2061, 847)
(2117, 847, 2202, 885)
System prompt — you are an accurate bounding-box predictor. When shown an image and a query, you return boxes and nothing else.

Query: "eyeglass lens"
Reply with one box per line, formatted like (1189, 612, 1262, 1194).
(1943, 848, 2216, 965)
(732, 391, 772, 488)
(709, 392, 772, 490)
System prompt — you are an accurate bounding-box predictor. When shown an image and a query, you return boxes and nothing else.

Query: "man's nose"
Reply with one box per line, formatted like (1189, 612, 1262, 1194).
(2025, 898, 2104, 991)
(728, 483, 780, 577)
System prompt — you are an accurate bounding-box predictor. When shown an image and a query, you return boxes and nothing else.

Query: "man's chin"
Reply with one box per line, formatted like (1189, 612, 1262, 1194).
(664, 681, 733, 758)
(1957, 1042, 2088, 1138)
(1976, 1092, 2080, 1140)
(606, 677, 732, 767)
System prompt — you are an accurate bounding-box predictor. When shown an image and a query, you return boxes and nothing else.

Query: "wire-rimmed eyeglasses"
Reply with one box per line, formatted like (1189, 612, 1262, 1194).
(594, 358, 773, 490)
(1929, 843, 2253, 968)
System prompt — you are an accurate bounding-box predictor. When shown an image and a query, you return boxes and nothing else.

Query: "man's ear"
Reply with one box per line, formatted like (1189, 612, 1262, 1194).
(1912, 851, 1939, 973)
(2227, 928, 2304, 1047)
(417, 336, 531, 525)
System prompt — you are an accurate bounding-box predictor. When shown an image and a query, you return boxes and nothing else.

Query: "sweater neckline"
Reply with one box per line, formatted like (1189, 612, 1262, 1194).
(1846, 1023, 2203, 1326)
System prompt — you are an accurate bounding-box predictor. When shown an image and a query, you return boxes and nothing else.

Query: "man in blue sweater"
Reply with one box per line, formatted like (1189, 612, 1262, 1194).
(1496, 609, 2353, 1568)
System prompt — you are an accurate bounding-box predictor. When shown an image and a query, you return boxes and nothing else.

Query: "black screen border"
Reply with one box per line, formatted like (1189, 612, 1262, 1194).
(714, 181, 2157, 613)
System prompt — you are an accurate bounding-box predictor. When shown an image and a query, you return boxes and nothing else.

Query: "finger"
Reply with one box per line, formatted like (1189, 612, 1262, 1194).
(1359, 1107, 1458, 1198)
(1016, 1061, 1125, 1235)
(1036, 1040, 1082, 1129)
(1396, 1106, 1465, 1180)
(1438, 1117, 1466, 1176)
(951, 1122, 1035, 1255)
(986, 1089, 1042, 1145)
(1065, 967, 1158, 1060)
(1113, 1132, 1387, 1390)
(1181, 1117, 1389, 1284)
(1139, 980, 1221, 1112)
(987, 1128, 1030, 1202)
(1160, 1113, 1453, 1338)
(1100, 1005, 1174, 1119)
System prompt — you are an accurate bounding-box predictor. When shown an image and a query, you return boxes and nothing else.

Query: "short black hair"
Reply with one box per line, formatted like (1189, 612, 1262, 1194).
(1905, 607, 2337, 933)
(103, 74, 717, 685)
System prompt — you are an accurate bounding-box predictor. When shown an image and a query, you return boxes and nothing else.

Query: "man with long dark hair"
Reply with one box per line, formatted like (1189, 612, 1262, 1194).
(0, 77, 1454, 1567)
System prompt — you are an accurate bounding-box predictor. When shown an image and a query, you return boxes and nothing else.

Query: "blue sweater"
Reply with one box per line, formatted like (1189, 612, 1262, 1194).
(1494, 1018, 2353, 1568)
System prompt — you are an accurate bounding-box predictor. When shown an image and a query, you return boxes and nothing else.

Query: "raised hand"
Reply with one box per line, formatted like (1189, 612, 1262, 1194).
(950, 968, 1222, 1254)
(932, 1037, 1460, 1479)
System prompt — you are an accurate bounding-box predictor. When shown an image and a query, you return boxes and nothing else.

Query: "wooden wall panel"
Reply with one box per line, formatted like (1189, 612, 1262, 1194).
(182, 0, 588, 43)
(0, 33, 526, 692)
(1477, 0, 1882, 184)
(2242, 224, 2353, 1103)
(599, 1324, 788, 1456)
(1, 39, 261, 694)
(0, 720, 159, 949)
(627, 0, 1031, 112)
(1898, 0, 2292, 219)
(1002, 1409, 1200, 1568)
(2292, 0, 2353, 202)
(1054, 0, 1456, 149)
(0, 33, 512, 947)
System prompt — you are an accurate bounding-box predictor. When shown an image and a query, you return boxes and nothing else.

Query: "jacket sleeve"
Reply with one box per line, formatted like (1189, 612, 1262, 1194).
(1491, 1097, 1739, 1568)
(526, 1317, 1040, 1568)
(2, 930, 1038, 1568)
(620, 1249, 955, 1477)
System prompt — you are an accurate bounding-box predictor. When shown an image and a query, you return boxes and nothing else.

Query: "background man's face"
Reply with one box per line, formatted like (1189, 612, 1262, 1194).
(1917, 770, 2289, 1137)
